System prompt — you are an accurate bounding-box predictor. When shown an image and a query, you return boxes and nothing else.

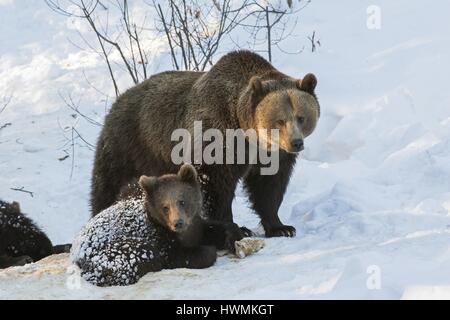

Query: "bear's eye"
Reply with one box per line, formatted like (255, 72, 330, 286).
(179, 200, 185, 207)
(297, 116, 305, 124)
(276, 120, 285, 127)
(162, 206, 170, 214)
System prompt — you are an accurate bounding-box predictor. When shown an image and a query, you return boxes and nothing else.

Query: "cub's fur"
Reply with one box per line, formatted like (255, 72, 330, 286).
(0, 200, 69, 269)
(72, 164, 242, 286)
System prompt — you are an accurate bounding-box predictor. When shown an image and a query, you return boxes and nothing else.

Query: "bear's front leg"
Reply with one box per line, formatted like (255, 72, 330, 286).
(243, 152, 297, 238)
(201, 220, 244, 252)
(169, 246, 217, 269)
(196, 165, 253, 237)
(196, 164, 238, 223)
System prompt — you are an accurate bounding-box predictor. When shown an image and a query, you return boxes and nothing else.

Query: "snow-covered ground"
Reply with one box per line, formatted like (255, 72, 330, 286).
(1, 0, 450, 299)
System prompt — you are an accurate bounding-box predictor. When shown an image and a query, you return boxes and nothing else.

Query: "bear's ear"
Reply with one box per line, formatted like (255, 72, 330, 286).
(139, 175, 159, 196)
(178, 163, 198, 185)
(11, 201, 21, 213)
(297, 73, 317, 94)
(248, 76, 267, 107)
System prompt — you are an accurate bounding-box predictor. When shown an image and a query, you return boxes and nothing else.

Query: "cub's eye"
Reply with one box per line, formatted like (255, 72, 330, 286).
(179, 200, 185, 207)
(276, 120, 285, 127)
(163, 206, 170, 214)
(297, 116, 305, 124)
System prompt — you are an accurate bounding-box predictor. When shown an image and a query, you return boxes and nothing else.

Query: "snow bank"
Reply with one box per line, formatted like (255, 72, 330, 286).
(402, 286, 450, 300)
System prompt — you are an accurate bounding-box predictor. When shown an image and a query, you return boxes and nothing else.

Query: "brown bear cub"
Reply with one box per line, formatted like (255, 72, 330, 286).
(91, 50, 320, 238)
(0, 200, 70, 269)
(71, 164, 243, 287)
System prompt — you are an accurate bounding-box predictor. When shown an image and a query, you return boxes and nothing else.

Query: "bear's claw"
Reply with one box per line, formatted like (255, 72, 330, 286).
(239, 226, 254, 237)
(265, 225, 296, 238)
(223, 223, 245, 253)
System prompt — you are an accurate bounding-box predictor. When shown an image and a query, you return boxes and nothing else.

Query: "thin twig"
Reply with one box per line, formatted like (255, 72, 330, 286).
(0, 94, 12, 116)
(59, 91, 103, 127)
(10, 187, 34, 198)
(0, 123, 12, 130)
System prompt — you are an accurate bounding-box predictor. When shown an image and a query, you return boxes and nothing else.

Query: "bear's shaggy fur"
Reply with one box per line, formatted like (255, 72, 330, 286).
(91, 50, 320, 237)
(0, 200, 53, 268)
(72, 164, 242, 287)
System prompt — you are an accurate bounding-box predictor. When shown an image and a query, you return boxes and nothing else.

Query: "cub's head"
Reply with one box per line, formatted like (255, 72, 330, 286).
(138, 164, 202, 233)
(239, 73, 320, 153)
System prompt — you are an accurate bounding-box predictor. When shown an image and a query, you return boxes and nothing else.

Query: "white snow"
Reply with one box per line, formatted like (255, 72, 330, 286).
(1, 0, 450, 299)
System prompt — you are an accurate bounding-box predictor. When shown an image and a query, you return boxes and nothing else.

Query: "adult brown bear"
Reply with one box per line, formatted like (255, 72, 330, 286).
(91, 50, 320, 237)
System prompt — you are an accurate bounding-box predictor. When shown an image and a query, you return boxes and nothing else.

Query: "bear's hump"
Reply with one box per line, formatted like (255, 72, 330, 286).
(211, 50, 273, 71)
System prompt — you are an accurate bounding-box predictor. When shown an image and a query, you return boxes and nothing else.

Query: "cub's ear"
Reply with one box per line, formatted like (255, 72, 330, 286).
(297, 73, 317, 94)
(178, 163, 198, 184)
(11, 201, 21, 213)
(139, 175, 158, 195)
(248, 76, 267, 106)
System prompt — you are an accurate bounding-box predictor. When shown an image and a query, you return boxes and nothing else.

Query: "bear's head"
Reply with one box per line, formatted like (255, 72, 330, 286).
(238, 73, 320, 153)
(138, 164, 202, 234)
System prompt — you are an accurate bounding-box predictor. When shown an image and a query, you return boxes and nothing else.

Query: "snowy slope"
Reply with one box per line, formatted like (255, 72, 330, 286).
(1, 0, 450, 299)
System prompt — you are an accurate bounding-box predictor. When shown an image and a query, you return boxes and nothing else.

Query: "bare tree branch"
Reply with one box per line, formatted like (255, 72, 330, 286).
(45, 0, 156, 94)
(10, 187, 34, 198)
(237, 0, 311, 62)
(0, 94, 12, 116)
(153, 0, 250, 71)
(59, 91, 103, 126)
(307, 30, 320, 52)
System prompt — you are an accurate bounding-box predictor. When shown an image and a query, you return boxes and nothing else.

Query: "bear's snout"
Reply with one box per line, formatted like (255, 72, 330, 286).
(174, 219, 185, 231)
(291, 139, 304, 152)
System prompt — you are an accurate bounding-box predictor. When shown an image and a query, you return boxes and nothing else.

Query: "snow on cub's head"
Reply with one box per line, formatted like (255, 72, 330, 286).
(138, 164, 202, 233)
